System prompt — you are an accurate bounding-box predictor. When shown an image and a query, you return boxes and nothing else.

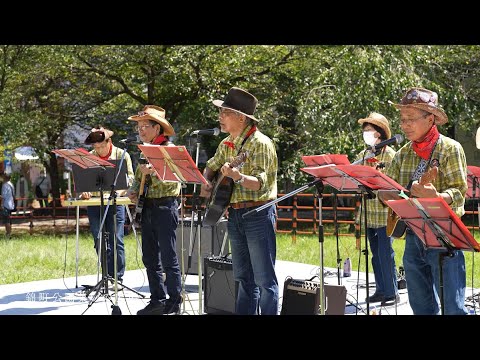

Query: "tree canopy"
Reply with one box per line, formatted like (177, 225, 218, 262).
(1, 45, 479, 197)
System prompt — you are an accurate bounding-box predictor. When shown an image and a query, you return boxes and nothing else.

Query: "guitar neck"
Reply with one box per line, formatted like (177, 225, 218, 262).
(138, 173, 147, 196)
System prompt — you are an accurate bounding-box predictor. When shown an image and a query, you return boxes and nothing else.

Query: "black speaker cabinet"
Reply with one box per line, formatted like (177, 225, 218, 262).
(204, 256, 237, 314)
(280, 279, 347, 315)
(176, 219, 229, 275)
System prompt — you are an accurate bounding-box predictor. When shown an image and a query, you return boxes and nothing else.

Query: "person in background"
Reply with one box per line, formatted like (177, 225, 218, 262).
(355, 112, 399, 305)
(81, 126, 134, 286)
(200, 87, 279, 315)
(126, 105, 182, 315)
(1, 173, 15, 238)
(383, 87, 468, 315)
(34, 169, 51, 213)
(16, 174, 29, 215)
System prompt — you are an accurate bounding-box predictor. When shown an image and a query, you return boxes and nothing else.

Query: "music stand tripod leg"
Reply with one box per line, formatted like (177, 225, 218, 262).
(438, 250, 455, 316)
(178, 188, 196, 315)
(314, 180, 326, 315)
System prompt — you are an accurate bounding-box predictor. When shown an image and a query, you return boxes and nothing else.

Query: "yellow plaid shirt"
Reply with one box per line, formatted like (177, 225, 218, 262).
(206, 124, 277, 203)
(385, 135, 467, 218)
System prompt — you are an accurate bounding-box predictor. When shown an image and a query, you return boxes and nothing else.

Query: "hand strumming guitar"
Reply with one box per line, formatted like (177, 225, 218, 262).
(221, 162, 241, 181)
(410, 176, 452, 205)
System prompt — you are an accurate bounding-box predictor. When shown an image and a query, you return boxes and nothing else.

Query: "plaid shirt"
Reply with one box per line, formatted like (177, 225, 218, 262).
(206, 124, 277, 203)
(355, 146, 396, 228)
(130, 144, 181, 199)
(90, 145, 135, 197)
(385, 135, 467, 217)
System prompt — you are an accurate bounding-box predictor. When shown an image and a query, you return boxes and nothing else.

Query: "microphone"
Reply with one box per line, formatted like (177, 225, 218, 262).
(190, 128, 220, 136)
(369, 134, 404, 151)
(120, 135, 142, 145)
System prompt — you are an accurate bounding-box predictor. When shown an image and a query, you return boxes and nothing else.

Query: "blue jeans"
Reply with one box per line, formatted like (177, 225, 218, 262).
(87, 204, 126, 281)
(404, 230, 467, 315)
(228, 204, 278, 315)
(141, 199, 181, 305)
(367, 227, 397, 298)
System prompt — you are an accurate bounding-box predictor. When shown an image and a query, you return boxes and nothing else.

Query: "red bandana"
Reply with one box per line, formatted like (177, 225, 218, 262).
(152, 134, 168, 145)
(98, 143, 113, 160)
(224, 141, 235, 149)
(366, 158, 378, 164)
(412, 124, 440, 160)
(223, 125, 257, 150)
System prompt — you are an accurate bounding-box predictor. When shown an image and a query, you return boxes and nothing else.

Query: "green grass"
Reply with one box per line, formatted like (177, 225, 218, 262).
(0, 232, 145, 285)
(1, 230, 480, 289)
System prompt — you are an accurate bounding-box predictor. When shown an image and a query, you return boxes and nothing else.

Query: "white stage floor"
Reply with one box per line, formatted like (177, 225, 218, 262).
(0, 260, 477, 315)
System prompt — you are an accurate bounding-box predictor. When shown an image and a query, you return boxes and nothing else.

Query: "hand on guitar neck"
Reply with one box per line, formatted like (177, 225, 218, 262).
(386, 165, 438, 237)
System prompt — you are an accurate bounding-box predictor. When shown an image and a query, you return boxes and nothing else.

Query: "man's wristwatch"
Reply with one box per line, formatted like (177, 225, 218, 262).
(234, 175, 245, 184)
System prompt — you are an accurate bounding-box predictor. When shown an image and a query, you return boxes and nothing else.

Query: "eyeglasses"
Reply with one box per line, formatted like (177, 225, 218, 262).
(135, 124, 153, 131)
(400, 113, 430, 126)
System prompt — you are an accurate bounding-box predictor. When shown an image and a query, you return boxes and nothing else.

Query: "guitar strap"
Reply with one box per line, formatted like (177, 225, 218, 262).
(406, 136, 441, 190)
(235, 125, 256, 157)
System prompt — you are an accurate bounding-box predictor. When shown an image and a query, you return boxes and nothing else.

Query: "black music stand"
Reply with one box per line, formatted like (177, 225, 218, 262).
(53, 149, 117, 310)
(244, 153, 406, 315)
(60, 149, 144, 314)
(137, 144, 208, 314)
(386, 197, 480, 315)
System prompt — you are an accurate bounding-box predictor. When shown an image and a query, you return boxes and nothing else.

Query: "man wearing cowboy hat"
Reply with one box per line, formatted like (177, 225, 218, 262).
(81, 125, 135, 287)
(383, 87, 468, 315)
(126, 105, 182, 315)
(355, 112, 399, 305)
(200, 87, 279, 315)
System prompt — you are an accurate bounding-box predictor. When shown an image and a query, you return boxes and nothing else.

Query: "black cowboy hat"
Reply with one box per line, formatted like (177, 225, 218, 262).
(212, 87, 259, 122)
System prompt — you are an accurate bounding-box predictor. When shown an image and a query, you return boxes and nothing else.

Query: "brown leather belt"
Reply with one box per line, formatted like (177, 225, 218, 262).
(230, 200, 269, 210)
(144, 196, 177, 207)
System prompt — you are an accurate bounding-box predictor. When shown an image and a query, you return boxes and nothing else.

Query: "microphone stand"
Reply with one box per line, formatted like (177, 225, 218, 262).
(188, 135, 204, 314)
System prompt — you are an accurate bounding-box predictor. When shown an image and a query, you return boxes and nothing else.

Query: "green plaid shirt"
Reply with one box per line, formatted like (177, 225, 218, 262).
(206, 125, 277, 203)
(385, 135, 467, 217)
(90, 145, 135, 197)
(130, 144, 181, 199)
(355, 146, 396, 228)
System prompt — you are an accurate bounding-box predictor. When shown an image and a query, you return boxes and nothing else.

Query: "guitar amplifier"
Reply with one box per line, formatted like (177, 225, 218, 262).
(204, 256, 237, 314)
(176, 218, 229, 275)
(280, 278, 347, 315)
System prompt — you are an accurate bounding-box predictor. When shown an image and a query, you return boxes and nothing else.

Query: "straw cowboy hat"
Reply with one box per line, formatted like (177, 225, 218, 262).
(128, 105, 175, 136)
(212, 87, 259, 122)
(84, 126, 114, 144)
(389, 87, 448, 126)
(357, 112, 392, 140)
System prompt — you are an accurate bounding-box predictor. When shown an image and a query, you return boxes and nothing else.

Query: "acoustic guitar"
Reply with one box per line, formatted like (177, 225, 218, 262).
(386, 166, 438, 237)
(203, 151, 248, 226)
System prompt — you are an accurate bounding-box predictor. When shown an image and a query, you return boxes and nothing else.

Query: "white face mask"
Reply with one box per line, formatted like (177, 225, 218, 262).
(363, 130, 377, 147)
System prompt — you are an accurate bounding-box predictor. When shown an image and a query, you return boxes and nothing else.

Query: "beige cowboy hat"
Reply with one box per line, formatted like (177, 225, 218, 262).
(84, 126, 114, 144)
(357, 112, 392, 140)
(212, 87, 259, 122)
(128, 105, 175, 136)
(389, 87, 448, 126)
